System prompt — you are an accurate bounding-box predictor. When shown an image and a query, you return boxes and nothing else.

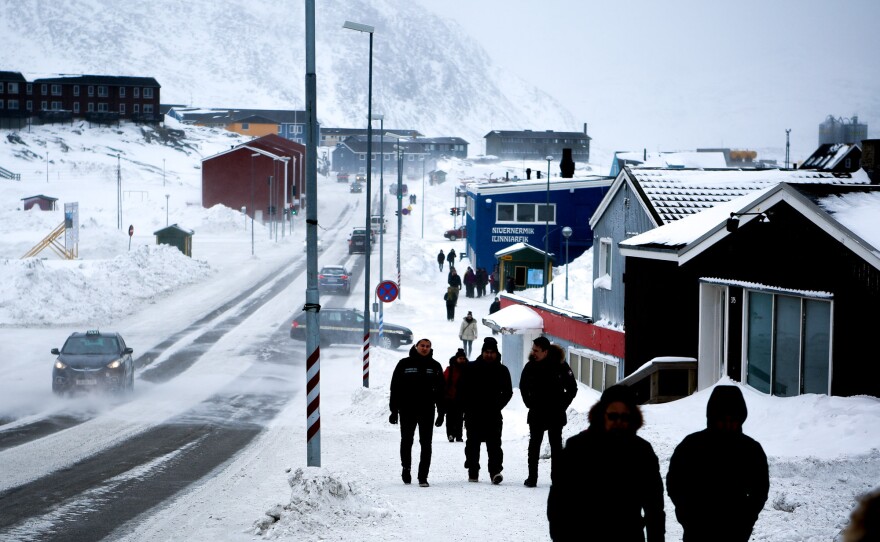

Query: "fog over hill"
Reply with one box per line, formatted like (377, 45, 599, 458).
(0, 0, 577, 154)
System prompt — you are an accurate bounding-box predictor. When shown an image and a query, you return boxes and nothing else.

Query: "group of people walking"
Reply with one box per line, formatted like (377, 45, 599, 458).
(390, 333, 771, 541)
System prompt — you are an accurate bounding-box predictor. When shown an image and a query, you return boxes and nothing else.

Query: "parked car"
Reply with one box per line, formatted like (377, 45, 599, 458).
(355, 173, 366, 183)
(370, 215, 387, 234)
(350, 182, 363, 193)
(290, 308, 413, 349)
(444, 225, 467, 241)
(51, 330, 134, 395)
(337, 172, 350, 183)
(318, 265, 351, 294)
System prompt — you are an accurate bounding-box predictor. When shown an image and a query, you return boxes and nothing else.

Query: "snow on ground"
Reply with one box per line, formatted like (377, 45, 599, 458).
(0, 123, 878, 541)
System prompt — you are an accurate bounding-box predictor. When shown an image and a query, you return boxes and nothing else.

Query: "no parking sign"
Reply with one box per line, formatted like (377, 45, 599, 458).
(376, 280, 399, 302)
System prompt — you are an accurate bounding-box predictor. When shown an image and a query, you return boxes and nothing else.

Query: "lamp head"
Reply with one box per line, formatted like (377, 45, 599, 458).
(342, 21, 374, 33)
(562, 226, 573, 238)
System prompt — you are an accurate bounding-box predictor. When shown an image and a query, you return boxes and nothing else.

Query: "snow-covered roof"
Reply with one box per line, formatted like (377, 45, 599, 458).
(494, 242, 551, 257)
(480, 304, 543, 334)
(799, 143, 858, 170)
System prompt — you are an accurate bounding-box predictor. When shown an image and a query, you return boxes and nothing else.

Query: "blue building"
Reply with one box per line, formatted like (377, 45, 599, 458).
(463, 175, 613, 284)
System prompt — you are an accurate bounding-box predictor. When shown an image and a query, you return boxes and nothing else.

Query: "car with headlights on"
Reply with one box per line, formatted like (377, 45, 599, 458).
(289, 308, 413, 349)
(51, 330, 134, 395)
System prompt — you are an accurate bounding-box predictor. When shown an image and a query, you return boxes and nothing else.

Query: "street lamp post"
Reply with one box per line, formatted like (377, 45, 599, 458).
(163, 158, 166, 187)
(165, 194, 170, 226)
(251, 153, 259, 255)
(421, 155, 425, 239)
(543, 156, 552, 304)
(562, 226, 572, 301)
(344, 19, 375, 388)
(370, 113, 384, 340)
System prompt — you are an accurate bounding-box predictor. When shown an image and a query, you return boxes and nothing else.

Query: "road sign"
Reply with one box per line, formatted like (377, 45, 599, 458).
(128, 225, 134, 237)
(376, 280, 399, 302)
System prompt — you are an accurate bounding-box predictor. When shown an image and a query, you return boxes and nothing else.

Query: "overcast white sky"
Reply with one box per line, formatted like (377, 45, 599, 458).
(416, 0, 880, 162)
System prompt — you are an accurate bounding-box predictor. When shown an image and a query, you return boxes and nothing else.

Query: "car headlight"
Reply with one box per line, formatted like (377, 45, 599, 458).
(54, 360, 67, 370)
(107, 359, 123, 369)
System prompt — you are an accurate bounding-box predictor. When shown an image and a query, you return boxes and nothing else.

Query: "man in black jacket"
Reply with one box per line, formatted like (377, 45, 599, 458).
(458, 337, 513, 484)
(666, 385, 769, 542)
(389, 338, 446, 488)
(547, 384, 665, 542)
(519, 336, 578, 487)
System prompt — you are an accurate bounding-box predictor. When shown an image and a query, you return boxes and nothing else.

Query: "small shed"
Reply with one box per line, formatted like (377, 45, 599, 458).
(21, 195, 58, 211)
(481, 303, 544, 387)
(428, 170, 447, 185)
(495, 242, 554, 291)
(154, 224, 194, 257)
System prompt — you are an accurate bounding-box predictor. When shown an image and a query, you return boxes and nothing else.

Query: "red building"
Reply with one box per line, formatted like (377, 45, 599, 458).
(201, 134, 305, 221)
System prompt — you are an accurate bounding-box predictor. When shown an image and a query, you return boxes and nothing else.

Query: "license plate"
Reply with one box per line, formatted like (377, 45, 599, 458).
(76, 379, 97, 386)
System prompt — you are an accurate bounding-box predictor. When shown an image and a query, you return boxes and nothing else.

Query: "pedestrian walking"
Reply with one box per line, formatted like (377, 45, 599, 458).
(490, 268, 500, 294)
(447, 248, 456, 269)
(463, 266, 477, 298)
(448, 267, 462, 291)
(547, 384, 665, 541)
(488, 296, 501, 336)
(444, 286, 459, 321)
(437, 249, 445, 271)
(458, 337, 513, 485)
(458, 311, 478, 357)
(476, 267, 489, 297)
(388, 338, 446, 488)
(443, 348, 468, 443)
(505, 275, 515, 294)
(519, 336, 578, 487)
(666, 385, 769, 542)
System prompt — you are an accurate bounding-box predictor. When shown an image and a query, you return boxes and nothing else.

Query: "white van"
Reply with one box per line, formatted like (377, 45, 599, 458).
(370, 215, 387, 234)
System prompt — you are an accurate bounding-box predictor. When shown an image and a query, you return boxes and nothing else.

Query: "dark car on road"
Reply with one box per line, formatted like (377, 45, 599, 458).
(444, 225, 466, 241)
(355, 173, 366, 183)
(52, 330, 134, 395)
(350, 182, 363, 193)
(290, 308, 413, 349)
(319, 265, 352, 295)
(348, 228, 371, 254)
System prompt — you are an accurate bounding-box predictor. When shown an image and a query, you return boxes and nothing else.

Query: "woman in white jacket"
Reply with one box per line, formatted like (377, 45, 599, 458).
(459, 311, 478, 357)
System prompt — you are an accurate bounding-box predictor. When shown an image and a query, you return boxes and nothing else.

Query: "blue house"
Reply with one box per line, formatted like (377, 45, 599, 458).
(462, 175, 613, 285)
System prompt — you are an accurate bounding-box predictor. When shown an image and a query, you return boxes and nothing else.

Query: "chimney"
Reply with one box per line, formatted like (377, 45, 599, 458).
(861, 139, 879, 184)
(560, 148, 575, 178)
(583, 122, 588, 135)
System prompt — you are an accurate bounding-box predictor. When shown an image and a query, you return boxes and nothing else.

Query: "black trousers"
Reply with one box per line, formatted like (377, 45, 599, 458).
(445, 403, 464, 440)
(400, 409, 436, 481)
(465, 417, 503, 476)
(527, 422, 563, 481)
(446, 303, 456, 321)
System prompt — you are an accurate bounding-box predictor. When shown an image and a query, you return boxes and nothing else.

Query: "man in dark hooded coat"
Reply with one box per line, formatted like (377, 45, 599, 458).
(389, 338, 446, 487)
(519, 336, 577, 487)
(666, 385, 769, 542)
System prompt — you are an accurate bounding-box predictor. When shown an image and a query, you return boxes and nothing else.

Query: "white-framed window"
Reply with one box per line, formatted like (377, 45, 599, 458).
(144, 104, 153, 113)
(0, 82, 5, 93)
(133, 88, 140, 98)
(133, 104, 140, 113)
(119, 87, 125, 98)
(87, 102, 94, 112)
(51, 101, 61, 110)
(359, 154, 366, 160)
(568, 347, 619, 392)
(88, 85, 94, 96)
(41, 84, 47, 95)
(144, 88, 153, 98)
(51, 84, 61, 96)
(26, 100, 32, 111)
(294, 125, 303, 134)
(7, 99, 18, 110)
(745, 290, 831, 397)
(241, 122, 250, 130)
(495, 202, 556, 224)
(9, 82, 19, 93)
(98, 103, 108, 112)
(0, 100, 4, 109)
(595, 237, 612, 290)
(119, 103, 125, 114)
(26, 84, 32, 94)
(73, 85, 80, 96)
(73, 102, 80, 113)
(98, 86, 108, 97)
(40, 100, 47, 111)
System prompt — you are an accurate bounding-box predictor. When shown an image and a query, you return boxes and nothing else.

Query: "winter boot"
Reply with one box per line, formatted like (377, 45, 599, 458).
(491, 473, 503, 485)
(401, 468, 411, 485)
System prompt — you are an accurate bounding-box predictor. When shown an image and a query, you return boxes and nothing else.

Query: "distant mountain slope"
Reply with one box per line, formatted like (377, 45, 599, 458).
(0, 0, 577, 150)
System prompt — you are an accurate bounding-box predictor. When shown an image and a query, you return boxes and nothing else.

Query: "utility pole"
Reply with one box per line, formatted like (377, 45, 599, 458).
(785, 129, 791, 169)
(117, 154, 122, 230)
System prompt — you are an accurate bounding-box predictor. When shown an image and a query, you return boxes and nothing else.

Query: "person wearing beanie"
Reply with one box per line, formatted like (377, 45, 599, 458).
(666, 385, 769, 542)
(388, 338, 446, 488)
(443, 349, 469, 442)
(519, 336, 578, 487)
(457, 336, 512, 485)
(547, 384, 665, 541)
(458, 311, 478, 357)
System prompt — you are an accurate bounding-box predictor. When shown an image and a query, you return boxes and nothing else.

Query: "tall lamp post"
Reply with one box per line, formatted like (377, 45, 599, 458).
(250, 153, 259, 255)
(343, 19, 375, 388)
(562, 226, 572, 300)
(420, 155, 425, 239)
(165, 194, 170, 226)
(370, 113, 385, 340)
(543, 155, 552, 304)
